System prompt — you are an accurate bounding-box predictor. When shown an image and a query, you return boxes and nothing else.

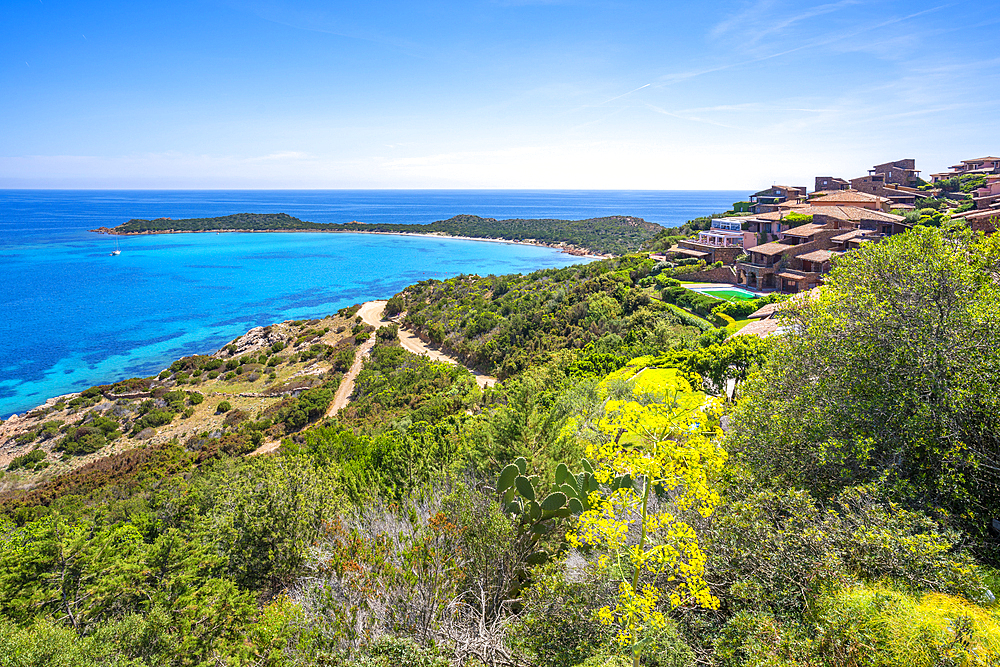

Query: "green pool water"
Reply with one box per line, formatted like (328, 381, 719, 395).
(693, 288, 758, 301)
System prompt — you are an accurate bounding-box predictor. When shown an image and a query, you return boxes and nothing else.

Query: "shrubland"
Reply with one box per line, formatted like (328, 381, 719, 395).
(1, 225, 999, 666)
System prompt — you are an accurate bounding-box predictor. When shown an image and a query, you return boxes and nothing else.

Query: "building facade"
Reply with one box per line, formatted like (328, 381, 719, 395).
(930, 156, 1000, 182)
(749, 185, 808, 214)
(671, 218, 757, 265)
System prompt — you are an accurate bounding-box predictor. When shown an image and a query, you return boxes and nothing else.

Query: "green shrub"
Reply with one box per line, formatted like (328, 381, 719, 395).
(8, 448, 46, 471)
(61, 416, 122, 454)
(783, 212, 813, 227)
(814, 585, 1000, 666)
(712, 298, 763, 319)
(514, 563, 615, 667)
(345, 635, 450, 667)
(385, 294, 405, 316)
(661, 286, 726, 316)
(216, 401, 232, 414)
(663, 303, 712, 331)
(0, 617, 143, 667)
(376, 324, 399, 342)
(713, 611, 809, 667)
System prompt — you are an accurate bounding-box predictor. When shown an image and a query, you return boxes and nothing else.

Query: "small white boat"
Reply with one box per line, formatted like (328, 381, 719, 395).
(110, 237, 121, 256)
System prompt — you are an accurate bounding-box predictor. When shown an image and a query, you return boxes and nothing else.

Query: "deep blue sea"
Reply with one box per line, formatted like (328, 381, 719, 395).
(0, 189, 745, 417)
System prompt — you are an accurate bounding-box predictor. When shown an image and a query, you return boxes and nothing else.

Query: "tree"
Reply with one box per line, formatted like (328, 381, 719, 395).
(0, 517, 147, 631)
(567, 370, 727, 666)
(728, 226, 1000, 539)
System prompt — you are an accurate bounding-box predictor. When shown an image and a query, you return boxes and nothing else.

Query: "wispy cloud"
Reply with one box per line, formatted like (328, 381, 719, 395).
(658, 4, 951, 86)
(712, 0, 861, 43)
(644, 104, 736, 129)
(228, 0, 429, 56)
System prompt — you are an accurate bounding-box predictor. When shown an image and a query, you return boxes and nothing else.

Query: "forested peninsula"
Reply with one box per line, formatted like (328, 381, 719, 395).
(3, 226, 1000, 666)
(90, 212, 664, 256)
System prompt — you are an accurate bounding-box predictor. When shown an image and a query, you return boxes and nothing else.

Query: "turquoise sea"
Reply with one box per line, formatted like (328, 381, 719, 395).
(0, 189, 745, 417)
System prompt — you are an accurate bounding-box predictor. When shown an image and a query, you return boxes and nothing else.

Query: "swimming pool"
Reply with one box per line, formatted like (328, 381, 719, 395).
(690, 287, 759, 301)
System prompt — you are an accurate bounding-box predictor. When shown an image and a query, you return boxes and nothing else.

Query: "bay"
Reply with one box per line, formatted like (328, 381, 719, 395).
(0, 189, 746, 417)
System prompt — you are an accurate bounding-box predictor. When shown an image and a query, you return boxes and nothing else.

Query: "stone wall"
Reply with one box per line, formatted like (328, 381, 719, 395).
(674, 266, 738, 284)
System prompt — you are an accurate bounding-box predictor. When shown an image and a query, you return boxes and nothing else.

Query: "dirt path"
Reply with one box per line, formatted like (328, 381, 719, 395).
(326, 301, 388, 417)
(253, 300, 495, 456)
(357, 300, 390, 328)
(360, 300, 497, 388)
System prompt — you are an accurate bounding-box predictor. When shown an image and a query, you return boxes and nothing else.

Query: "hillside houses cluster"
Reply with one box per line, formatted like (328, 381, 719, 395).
(668, 156, 999, 294)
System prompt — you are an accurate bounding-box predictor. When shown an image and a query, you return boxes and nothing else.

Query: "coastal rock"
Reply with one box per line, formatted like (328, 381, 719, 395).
(220, 325, 289, 357)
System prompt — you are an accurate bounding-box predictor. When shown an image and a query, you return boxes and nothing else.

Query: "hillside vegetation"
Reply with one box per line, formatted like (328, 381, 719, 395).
(339, 214, 663, 255)
(2, 225, 999, 667)
(106, 212, 330, 233)
(99, 213, 664, 255)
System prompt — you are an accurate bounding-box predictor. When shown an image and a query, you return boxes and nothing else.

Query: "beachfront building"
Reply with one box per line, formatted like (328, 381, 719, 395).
(815, 176, 850, 191)
(843, 159, 928, 207)
(670, 218, 757, 265)
(735, 208, 907, 293)
(951, 177, 1000, 233)
(748, 185, 808, 214)
(843, 178, 926, 207)
(971, 174, 1000, 210)
(952, 209, 1000, 233)
(930, 156, 1000, 183)
(735, 222, 841, 292)
(860, 159, 921, 187)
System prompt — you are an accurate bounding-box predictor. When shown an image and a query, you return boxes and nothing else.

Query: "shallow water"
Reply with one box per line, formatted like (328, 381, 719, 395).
(1, 189, 746, 416)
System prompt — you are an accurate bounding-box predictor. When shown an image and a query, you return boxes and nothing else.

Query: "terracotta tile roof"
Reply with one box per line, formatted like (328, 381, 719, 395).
(777, 271, 814, 280)
(734, 318, 783, 338)
(953, 209, 1000, 221)
(810, 190, 889, 204)
(782, 223, 828, 238)
(750, 242, 794, 256)
(811, 206, 903, 223)
(748, 302, 781, 319)
(749, 211, 787, 221)
(670, 247, 710, 258)
(748, 205, 902, 225)
(831, 229, 866, 242)
(797, 249, 836, 263)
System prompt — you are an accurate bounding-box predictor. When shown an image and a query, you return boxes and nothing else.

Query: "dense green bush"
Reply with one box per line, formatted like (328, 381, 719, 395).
(7, 448, 47, 471)
(60, 416, 122, 454)
(813, 585, 1000, 666)
(660, 286, 726, 316)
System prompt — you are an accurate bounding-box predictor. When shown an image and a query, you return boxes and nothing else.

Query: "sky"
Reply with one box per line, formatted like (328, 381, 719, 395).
(1, 0, 999, 190)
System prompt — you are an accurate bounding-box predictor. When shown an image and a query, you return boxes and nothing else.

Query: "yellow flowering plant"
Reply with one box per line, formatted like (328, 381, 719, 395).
(567, 369, 727, 666)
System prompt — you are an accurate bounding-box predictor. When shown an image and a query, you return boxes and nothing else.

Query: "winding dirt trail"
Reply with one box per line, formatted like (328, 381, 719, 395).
(253, 301, 496, 455)
(337, 300, 497, 415)
(326, 301, 388, 417)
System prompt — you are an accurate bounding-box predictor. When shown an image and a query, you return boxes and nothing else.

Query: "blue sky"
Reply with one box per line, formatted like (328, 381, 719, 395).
(2, 0, 998, 189)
